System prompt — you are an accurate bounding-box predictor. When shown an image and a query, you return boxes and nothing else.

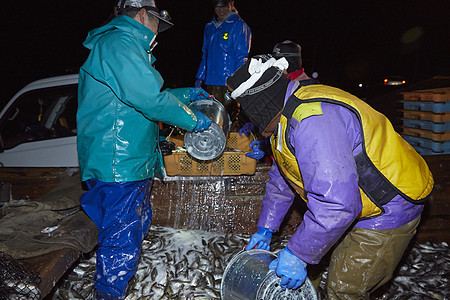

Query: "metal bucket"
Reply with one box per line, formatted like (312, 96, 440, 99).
(221, 249, 318, 300)
(184, 99, 231, 161)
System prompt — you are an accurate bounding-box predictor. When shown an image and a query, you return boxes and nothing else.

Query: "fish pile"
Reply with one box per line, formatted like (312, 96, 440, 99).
(50, 227, 255, 299)
(370, 241, 450, 300)
(50, 226, 449, 300)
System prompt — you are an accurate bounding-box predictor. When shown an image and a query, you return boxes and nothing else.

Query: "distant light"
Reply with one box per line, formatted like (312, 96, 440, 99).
(358, 83, 363, 88)
(384, 77, 406, 86)
(312, 72, 319, 78)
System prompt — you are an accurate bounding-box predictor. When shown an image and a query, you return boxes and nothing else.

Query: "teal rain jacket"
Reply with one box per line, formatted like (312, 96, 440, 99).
(77, 15, 197, 182)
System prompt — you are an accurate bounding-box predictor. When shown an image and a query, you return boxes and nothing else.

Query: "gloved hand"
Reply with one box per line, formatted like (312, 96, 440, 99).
(194, 79, 204, 88)
(190, 87, 210, 102)
(246, 139, 265, 160)
(159, 140, 175, 156)
(193, 111, 212, 132)
(239, 122, 256, 137)
(245, 227, 275, 251)
(269, 247, 308, 290)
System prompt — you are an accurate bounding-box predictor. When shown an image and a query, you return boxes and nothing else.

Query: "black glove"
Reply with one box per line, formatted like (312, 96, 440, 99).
(159, 140, 175, 156)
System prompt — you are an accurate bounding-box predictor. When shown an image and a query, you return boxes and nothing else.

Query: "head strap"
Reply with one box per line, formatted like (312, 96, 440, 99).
(231, 57, 289, 99)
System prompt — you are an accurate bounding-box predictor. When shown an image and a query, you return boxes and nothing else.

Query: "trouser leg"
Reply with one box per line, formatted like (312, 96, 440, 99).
(326, 217, 421, 300)
(81, 179, 153, 298)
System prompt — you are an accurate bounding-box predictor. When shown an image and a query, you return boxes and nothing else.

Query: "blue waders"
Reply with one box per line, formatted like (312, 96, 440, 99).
(81, 178, 152, 298)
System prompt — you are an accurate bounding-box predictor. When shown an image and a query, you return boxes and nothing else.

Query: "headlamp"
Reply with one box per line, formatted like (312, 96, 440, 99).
(144, 6, 173, 32)
(159, 10, 171, 22)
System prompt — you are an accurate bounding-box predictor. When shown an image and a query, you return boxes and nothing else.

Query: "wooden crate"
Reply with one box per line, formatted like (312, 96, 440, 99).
(401, 127, 450, 141)
(163, 151, 256, 176)
(226, 132, 253, 151)
(402, 100, 450, 113)
(402, 119, 450, 132)
(401, 110, 450, 122)
(403, 135, 450, 154)
(402, 87, 450, 102)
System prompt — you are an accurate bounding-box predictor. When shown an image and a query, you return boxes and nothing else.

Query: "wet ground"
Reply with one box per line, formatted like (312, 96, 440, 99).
(49, 226, 449, 300)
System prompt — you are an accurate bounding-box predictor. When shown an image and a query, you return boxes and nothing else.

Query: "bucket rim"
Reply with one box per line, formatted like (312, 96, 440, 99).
(220, 249, 276, 300)
(220, 249, 318, 300)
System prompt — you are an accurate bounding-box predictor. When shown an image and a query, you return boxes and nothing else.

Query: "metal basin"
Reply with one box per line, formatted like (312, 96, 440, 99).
(184, 99, 231, 161)
(221, 249, 318, 300)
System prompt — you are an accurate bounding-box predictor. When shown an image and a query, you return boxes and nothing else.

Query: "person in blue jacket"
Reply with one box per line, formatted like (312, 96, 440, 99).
(195, 0, 251, 115)
(77, 1, 212, 299)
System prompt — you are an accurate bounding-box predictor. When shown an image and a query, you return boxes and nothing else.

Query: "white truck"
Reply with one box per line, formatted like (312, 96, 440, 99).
(0, 74, 79, 167)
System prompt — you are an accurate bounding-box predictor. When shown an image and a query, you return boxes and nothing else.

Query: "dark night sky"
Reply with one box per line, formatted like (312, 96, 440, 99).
(2, 0, 449, 107)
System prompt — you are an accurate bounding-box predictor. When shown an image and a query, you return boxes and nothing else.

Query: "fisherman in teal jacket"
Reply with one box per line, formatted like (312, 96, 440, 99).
(77, 1, 212, 299)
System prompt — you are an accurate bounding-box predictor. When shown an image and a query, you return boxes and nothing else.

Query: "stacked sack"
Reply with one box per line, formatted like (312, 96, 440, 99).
(400, 87, 450, 155)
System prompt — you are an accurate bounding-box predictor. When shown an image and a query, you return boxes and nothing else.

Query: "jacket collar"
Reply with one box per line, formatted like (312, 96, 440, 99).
(213, 12, 239, 26)
(297, 78, 319, 87)
(84, 15, 156, 53)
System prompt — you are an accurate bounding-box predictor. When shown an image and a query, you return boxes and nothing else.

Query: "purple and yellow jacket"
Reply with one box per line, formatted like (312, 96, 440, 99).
(257, 80, 433, 264)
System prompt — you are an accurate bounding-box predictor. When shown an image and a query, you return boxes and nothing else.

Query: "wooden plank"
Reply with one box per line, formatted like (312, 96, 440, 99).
(402, 87, 450, 102)
(416, 216, 450, 243)
(0, 167, 68, 201)
(20, 248, 80, 299)
(401, 110, 450, 122)
(418, 155, 450, 242)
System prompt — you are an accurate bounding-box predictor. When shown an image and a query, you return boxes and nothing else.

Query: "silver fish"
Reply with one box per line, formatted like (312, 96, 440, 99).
(48, 226, 449, 300)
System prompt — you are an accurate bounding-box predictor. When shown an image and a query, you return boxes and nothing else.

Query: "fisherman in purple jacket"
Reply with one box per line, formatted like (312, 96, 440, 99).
(226, 54, 433, 299)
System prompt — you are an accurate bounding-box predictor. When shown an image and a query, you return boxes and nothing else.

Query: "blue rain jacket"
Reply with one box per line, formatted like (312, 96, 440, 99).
(195, 13, 251, 86)
(78, 15, 197, 183)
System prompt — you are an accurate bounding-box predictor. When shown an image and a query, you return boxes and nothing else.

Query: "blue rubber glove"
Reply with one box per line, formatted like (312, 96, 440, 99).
(246, 140, 265, 160)
(269, 247, 308, 290)
(193, 111, 212, 132)
(239, 122, 256, 137)
(245, 227, 275, 251)
(194, 79, 203, 88)
(190, 88, 210, 102)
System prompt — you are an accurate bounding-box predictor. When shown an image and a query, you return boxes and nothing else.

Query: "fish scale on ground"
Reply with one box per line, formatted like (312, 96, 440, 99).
(49, 226, 449, 299)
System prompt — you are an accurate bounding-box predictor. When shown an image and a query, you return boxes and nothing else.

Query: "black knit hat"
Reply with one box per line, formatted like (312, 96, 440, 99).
(272, 40, 302, 73)
(212, 0, 232, 7)
(226, 54, 290, 137)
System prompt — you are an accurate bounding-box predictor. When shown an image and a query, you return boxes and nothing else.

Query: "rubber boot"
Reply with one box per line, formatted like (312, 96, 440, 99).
(96, 290, 125, 300)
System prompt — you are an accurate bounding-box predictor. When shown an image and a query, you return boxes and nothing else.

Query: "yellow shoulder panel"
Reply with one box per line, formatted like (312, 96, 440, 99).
(292, 102, 323, 123)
